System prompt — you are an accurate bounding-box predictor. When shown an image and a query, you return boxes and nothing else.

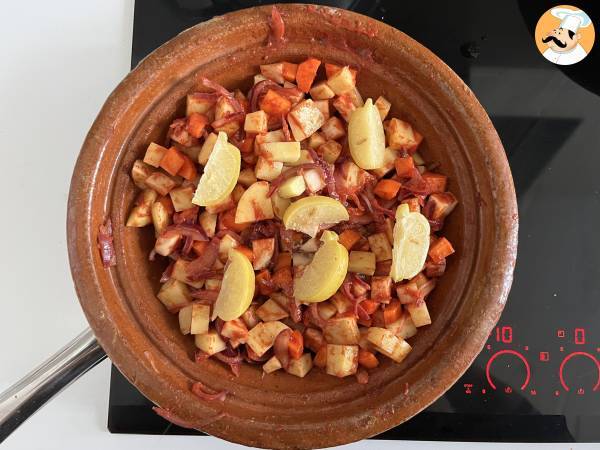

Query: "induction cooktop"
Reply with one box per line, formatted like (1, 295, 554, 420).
(108, 0, 600, 442)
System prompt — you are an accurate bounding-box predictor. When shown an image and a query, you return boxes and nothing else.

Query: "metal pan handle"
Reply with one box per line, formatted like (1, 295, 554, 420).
(0, 328, 106, 443)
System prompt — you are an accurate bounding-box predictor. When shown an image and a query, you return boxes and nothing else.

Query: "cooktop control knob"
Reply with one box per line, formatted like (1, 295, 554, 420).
(559, 351, 600, 393)
(485, 349, 531, 391)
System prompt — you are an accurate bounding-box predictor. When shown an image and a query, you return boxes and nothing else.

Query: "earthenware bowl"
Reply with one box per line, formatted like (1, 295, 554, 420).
(67, 4, 518, 448)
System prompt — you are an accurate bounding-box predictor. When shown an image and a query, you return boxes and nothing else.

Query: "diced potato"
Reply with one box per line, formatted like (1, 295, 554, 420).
(255, 156, 284, 181)
(358, 328, 376, 351)
(194, 329, 227, 356)
(286, 353, 313, 378)
(218, 234, 239, 261)
(300, 237, 320, 253)
(370, 147, 397, 178)
(370, 276, 392, 302)
(256, 298, 289, 322)
(198, 211, 217, 237)
(326, 344, 359, 377)
(330, 292, 353, 314)
(318, 301, 337, 320)
(366, 326, 412, 363)
(406, 300, 432, 327)
(254, 73, 268, 84)
(145, 172, 177, 196)
(412, 152, 425, 165)
(189, 304, 210, 334)
(309, 81, 335, 100)
(244, 110, 268, 134)
(320, 117, 346, 141)
(287, 99, 325, 141)
(178, 305, 193, 335)
(260, 62, 285, 84)
(252, 238, 275, 270)
(308, 132, 326, 149)
(278, 175, 306, 198)
(387, 338, 412, 363)
(374, 96, 391, 121)
(387, 312, 418, 339)
(302, 168, 326, 193)
(205, 195, 234, 214)
(131, 160, 154, 189)
(324, 317, 360, 345)
(171, 259, 205, 289)
(235, 181, 275, 223)
(215, 95, 237, 120)
(326, 66, 355, 95)
(332, 94, 356, 122)
(367, 233, 393, 262)
(231, 184, 245, 204)
(348, 251, 376, 275)
(181, 145, 202, 162)
(187, 93, 216, 117)
(313, 100, 330, 121)
(157, 279, 191, 312)
(246, 321, 290, 357)
(198, 132, 217, 165)
(425, 192, 458, 221)
(284, 149, 314, 167)
(304, 328, 325, 352)
(241, 303, 260, 329)
(144, 142, 168, 167)
(347, 87, 364, 107)
(238, 168, 258, 187)
(169, 186, 194, 212)
(384, 118, 420, 151)
(263, 355, 283, 374)
(292, 252, 313, 267)
(259, 129, 286, 144)
(204, 278, 222, 291)
(366, 327, 398, 355)
(126, 205, 152, 227)
(151, 201, 171, 236)
(220, 318, 249, 344)
(154, 233, 181, 256)
(261, 142, 301, 163)
(271, 190, 291, 219)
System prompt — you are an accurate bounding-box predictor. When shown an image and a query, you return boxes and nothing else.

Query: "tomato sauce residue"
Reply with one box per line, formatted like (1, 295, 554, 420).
(306, 5, 378, 38)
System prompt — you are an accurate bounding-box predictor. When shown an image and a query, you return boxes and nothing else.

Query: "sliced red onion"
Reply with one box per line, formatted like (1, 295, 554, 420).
(268, 5, 285, 46)
(191, 381, 228, 402)
(274, 329, 292, 370)
(97, 219, 116, 268)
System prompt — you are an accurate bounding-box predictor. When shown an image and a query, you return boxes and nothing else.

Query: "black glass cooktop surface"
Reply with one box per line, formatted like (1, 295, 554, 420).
(108, 0, 600, 442)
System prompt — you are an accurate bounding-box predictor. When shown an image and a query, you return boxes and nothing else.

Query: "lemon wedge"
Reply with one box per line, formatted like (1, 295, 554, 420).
(294, 231, 348, 302)
(283, 196, 349, 237)
(212, 248, 255, 321)
(348, 98, 386, 170)
(390, 204, 430, 282)
(192, 132, 240, 207)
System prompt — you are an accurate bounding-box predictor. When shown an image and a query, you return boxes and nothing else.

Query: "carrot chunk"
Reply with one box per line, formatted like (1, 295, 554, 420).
(177, 154, 198, 180)
(373, 179, 402, 200)
(395, 155, 416, 178)
(358, 349, 379, 369)
(282, 62, 298, 82)
(295, 57, 321, 93)
(160, 147, 186, 176)
(338, 229, 362, 250)
(383, 300, 402, 325)
(186, 112, 209, 138)
(428, 237, 455, 263)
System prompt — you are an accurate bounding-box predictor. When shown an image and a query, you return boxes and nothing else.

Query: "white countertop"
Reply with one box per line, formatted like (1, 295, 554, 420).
(0, 1, 592, 449)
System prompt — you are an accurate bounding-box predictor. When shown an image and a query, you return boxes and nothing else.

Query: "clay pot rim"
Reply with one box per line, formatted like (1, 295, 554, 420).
(67, 4, 518, 448)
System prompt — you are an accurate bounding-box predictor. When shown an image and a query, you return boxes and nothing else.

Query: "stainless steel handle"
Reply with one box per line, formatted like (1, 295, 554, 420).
(0, 328, 107, 443)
